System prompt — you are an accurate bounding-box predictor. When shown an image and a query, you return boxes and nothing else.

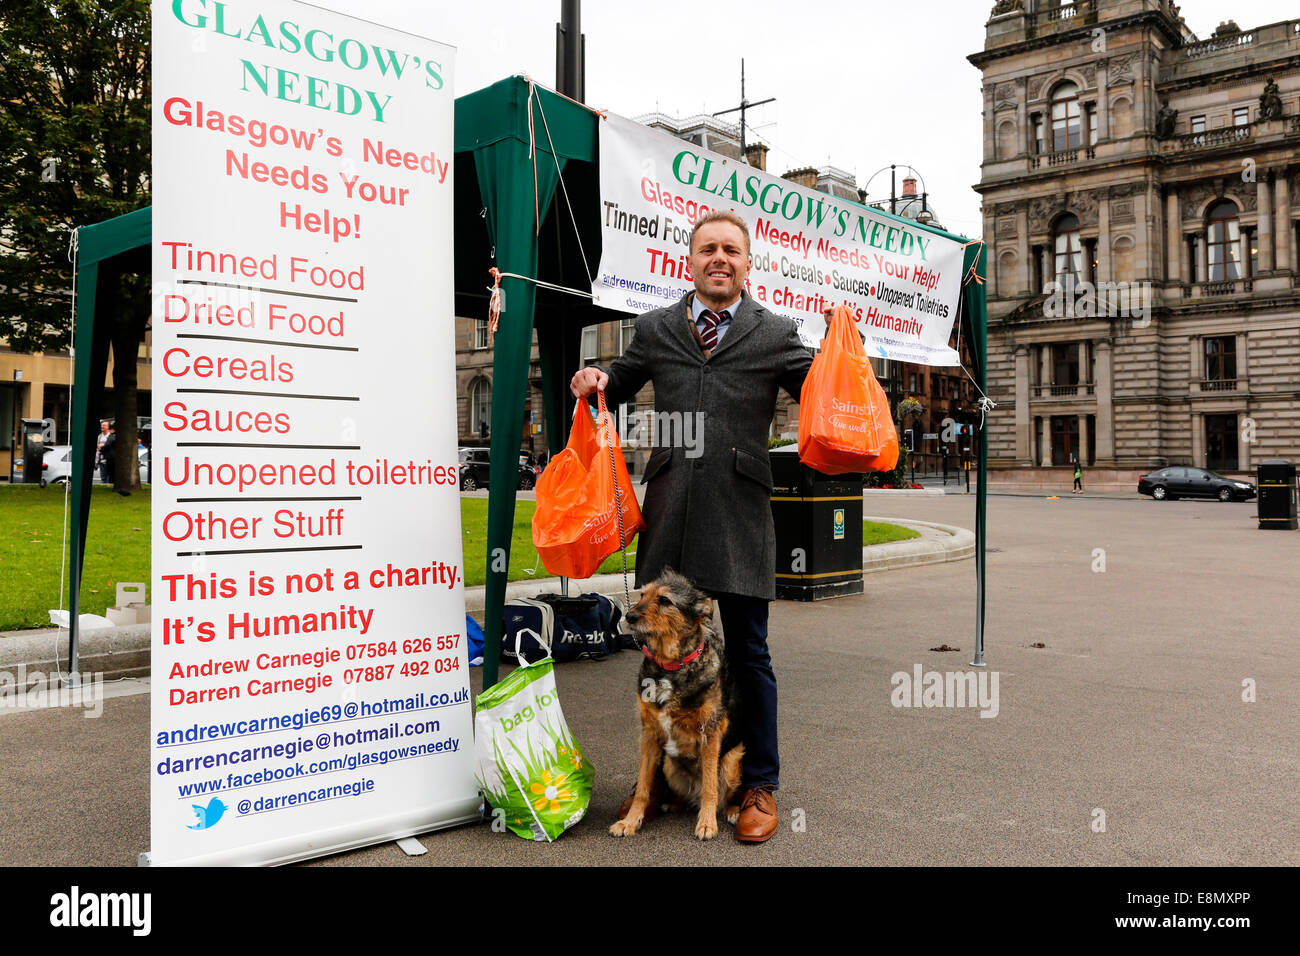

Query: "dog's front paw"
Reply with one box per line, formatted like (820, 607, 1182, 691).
(694, 813, 718, 840)
(724, 805, 740, 825)
(609, 814, 642, 837)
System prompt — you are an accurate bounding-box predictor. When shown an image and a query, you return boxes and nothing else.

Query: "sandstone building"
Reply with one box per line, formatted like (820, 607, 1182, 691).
(971, 0, 1299, 482)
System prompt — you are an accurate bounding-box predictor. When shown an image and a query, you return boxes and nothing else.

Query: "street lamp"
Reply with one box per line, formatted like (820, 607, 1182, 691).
(860, 164, 931, 219)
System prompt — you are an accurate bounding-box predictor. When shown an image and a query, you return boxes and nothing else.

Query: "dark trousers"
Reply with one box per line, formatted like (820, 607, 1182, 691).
(713, 592, 778, 791)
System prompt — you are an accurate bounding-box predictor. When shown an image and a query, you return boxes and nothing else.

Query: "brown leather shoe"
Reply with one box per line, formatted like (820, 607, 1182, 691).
(734, 787, 778, 843)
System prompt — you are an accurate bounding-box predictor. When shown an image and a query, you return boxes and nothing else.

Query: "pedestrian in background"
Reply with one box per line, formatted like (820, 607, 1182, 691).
(97, 422, 116, 484)
(1073, 457, 1084, 494)
(95, 421, 111, 483)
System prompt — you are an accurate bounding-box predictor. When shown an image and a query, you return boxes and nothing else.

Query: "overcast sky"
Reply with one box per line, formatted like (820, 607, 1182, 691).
(312, 0, 1298, 238)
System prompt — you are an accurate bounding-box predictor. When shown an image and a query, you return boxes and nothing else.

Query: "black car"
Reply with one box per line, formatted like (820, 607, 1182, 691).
(458, 448, 538, 491)
(1137, 466, 1256, 502)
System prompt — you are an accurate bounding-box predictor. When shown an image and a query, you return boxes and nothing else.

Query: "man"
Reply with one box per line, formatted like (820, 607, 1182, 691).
(98, 422, 116, 485)
(570, 210, 811, 843)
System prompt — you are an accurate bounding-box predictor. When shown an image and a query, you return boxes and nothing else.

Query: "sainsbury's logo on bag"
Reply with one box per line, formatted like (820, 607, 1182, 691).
(499, 694, 555, 733)
(828, 414, 871, 434)
(830, 397, 868, 416)
(581, 502, 618, 532)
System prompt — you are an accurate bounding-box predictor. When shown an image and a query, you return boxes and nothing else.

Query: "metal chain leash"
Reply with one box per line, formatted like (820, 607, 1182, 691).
(598, 390, 633, 615)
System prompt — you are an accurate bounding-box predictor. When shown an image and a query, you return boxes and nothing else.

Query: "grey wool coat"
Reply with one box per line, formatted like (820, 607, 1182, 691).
(601, 291, 813, 600)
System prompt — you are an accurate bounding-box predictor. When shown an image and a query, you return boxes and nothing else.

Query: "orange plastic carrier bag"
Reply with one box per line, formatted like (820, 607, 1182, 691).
(798, 305, 899, 475)
(532, 390, 645, 579)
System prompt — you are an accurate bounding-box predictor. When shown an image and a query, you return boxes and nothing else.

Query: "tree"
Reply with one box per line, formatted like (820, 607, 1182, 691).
(0, 0, 150, 490)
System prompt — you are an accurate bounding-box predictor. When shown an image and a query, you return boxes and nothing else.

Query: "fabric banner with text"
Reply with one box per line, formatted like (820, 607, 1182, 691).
(593, 112, 965, 365)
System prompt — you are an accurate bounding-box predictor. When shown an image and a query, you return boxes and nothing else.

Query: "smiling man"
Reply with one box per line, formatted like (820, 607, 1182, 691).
(571, 209, 812, 843)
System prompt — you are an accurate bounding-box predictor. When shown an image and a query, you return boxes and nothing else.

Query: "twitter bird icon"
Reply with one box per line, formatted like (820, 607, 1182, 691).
(188, 797, 228, 830)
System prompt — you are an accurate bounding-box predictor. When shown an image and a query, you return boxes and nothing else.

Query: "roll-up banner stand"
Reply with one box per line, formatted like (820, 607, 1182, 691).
(150, 0, 476, 866)
(594, 112, 966, 364)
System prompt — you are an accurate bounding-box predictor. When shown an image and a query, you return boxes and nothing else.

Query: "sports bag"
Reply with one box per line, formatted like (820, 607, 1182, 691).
(798, 304, 899, 474)
(536, 592, 624, 661)
(532, 390, 644, 579)
(500, 598, 555, 665)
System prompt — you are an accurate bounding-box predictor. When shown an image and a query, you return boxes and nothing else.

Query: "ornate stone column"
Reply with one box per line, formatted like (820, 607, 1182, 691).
(1165, 190, 1181, 283)
(1097, 59, 1109, 141)
(1017, 204, 1031, 295)
(1257, 176, 1274, 272)
(1275, 171, 1292, 273)
(1094, 340, 1115, 465)
(1098, 188, 1112, 283)
(1014, 346, 1030, 464)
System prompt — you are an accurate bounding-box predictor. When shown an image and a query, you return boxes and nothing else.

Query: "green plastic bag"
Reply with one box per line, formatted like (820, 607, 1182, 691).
(474, 645, 594, 842)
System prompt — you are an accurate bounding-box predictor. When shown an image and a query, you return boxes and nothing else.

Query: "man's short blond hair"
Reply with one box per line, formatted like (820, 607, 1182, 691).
(689, 209, 751, 255)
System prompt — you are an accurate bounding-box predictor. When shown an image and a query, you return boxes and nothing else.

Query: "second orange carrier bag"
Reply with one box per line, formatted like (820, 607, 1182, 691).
(798, 305, 899, 475)
(532, 390, 645, 579)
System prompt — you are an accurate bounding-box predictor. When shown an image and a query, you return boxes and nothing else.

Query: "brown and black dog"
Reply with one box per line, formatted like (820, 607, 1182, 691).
(609, 569, 744, 840)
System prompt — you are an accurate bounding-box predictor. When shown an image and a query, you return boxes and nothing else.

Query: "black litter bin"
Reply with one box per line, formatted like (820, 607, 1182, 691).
(1257, 459, 1297, 530)
(769, 447, 863, 601)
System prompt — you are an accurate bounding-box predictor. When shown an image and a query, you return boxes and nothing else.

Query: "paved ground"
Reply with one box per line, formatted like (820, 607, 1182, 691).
(2, 492, 1296, 866)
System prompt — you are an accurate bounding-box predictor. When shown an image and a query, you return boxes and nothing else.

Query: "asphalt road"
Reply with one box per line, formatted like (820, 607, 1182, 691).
(2, 492, 1296, 866)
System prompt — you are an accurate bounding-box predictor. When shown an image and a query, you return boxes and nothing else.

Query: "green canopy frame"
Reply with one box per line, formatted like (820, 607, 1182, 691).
(65, 75, 989, 685)
(66, 206, 151, 674)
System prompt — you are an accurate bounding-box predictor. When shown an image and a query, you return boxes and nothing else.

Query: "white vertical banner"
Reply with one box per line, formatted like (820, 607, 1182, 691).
(593, 113, 966, 365)
(151, 0, 475, 866)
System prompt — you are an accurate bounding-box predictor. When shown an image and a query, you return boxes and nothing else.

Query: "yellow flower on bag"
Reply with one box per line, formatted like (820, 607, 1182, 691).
(530, 769, 573, 813)
(557, 744, 584, 770)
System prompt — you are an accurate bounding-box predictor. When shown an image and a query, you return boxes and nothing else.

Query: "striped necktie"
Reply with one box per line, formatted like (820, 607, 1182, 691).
(699, 309, 727, 350)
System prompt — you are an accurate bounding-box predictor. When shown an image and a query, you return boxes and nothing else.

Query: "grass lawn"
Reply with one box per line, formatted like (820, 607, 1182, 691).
(863, 519, 921, 546)
(0, 485, 151, 632)
(0, 488, 917, 631)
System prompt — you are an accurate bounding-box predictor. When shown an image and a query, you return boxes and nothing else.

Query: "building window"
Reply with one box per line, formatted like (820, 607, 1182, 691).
(1050, 415, 1080, 466)
(581, 325, 599, 363)
(1205, 414, 1238, 471)
(1233, 107, 1249, 127)
(1051, 343, 1080, 389)
(1191, 115, 1206, 134)
(619, 315, 636, 352)
(1206, 200, 1241, 282)
(469, 378, 492, 439)
(1053, 215, 1082, 282)
(473, 318, 489, 349)
(1204, 337, 1237, 386)
(1031, 114, 1045, 155)
(1051, 83, 1081, 151)
(1085, 103, 1098, 146)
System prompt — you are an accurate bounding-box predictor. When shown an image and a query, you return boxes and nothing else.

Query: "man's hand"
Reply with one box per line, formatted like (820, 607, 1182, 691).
(570, 366, 609, 398)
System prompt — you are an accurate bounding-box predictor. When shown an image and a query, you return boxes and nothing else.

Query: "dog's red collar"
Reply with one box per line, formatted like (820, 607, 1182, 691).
(642, 641, 706, 671)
